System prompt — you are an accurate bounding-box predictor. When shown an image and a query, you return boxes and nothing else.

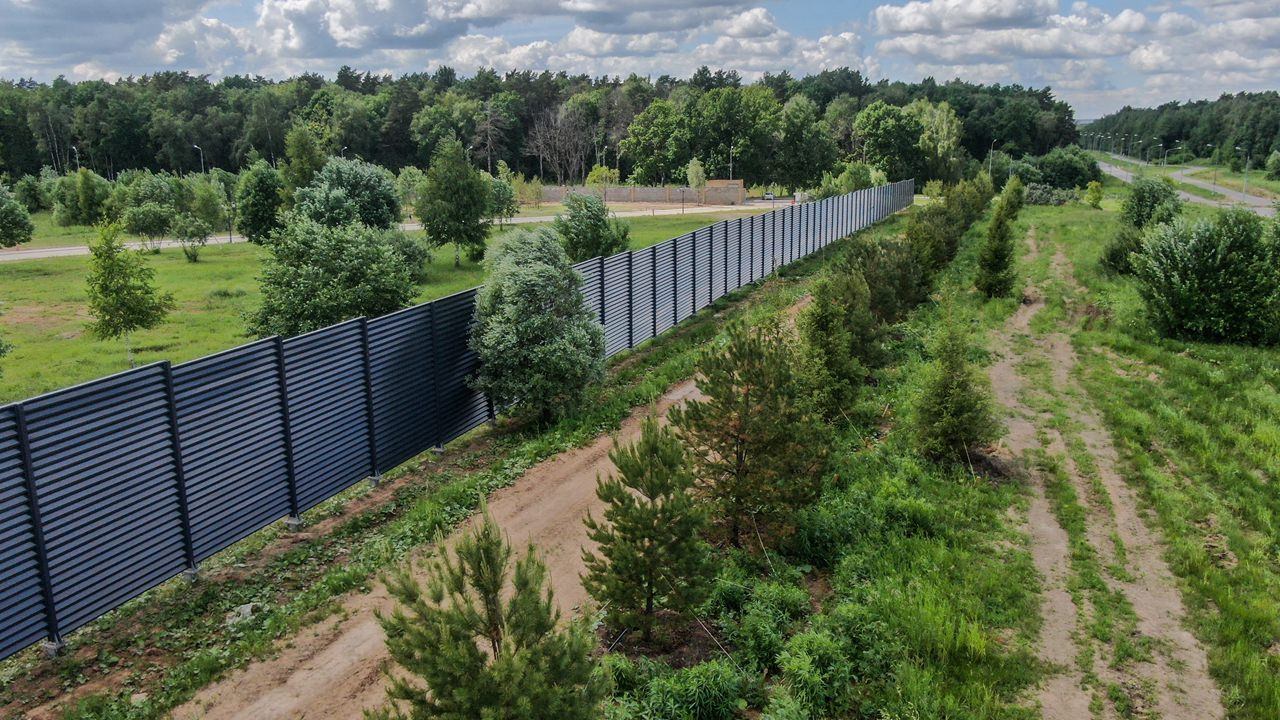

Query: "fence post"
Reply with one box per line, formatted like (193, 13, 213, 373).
(651, 248, 658, 339)
(598, 255, 606, 325)
(160, 361, 199, 581)
(428, 302, 445, 454)
(358, 318, 383, 484)
(627, 251, 634, 350)
(14, 404, 62, 657)
(736, 217, 743, 288)
(274, 336, 304, 529)
(690, 231, 698, 316)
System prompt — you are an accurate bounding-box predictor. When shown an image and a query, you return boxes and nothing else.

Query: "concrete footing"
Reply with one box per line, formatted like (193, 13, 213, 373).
(284, 515, 304, 531)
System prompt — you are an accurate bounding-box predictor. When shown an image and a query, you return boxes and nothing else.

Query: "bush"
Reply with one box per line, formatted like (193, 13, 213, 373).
(921, 179, 944, 198)
(0, 186, 35, 248)
(52, 168, 110, 226)
(1121, 176, 1181, 229)
(727, 582, 810, 670)
(778, 629, 855, 715)
(235, 160, 284, 243)
(1084, 180, 1103, 209)
(760, 688, 809, 720)
(301, 157, 399, 229)
(85, 224, 174, 366)
(122, 201, 173, 251)
(385, 231, 431, 282)
(13, 174, 47, 212)
(1033, 145, 1101, 189)
(1023, 183, 1076, 206)
(248, 213, 416, 337)
(905, 314, 1000, 462)
(1131, 208, 1280, 344)
(847, 236, 930, 324)
(640, 660, 746, 720)
(470, 227, 605, 423)
(294, 184, 359, 227)
(1267, 150, 1280, 181)
(416, 137, 491, 265)
(975, 209, 1017, 298)
(171, 213, 211, 263)
(797, 260, 880, 423)
(597, 654, 671, 697)
(810, 162, 882, 200)
(1100, 223, 1144, 275)
(553, 193, 630, 262)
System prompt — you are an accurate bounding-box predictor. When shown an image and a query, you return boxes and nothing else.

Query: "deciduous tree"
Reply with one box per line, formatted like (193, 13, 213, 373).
(85, 224, 174, 366)
(415, 138, 491, 265)
(235, 160, 284, 243)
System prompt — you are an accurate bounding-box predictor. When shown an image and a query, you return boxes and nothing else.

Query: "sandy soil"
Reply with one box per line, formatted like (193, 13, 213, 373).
(171, 378, 704, 720)
(989, 226, 1222, 719)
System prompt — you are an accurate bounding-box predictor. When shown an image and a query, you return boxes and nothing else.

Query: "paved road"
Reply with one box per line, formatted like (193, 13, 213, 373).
(1097, 156, 1275, 218)
(0, 202, 768, 264)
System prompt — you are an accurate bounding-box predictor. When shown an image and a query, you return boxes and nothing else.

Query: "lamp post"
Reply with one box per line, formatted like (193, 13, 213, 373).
(192, 144, 205, 175)
(1236, 145, 1251, 197)
(71, 146, 80, 171)
(988, 137, 997, 175)
(340, 146, 348, 158)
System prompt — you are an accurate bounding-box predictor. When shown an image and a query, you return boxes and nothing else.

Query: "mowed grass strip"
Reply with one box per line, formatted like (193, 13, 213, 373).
(0, 210, 762, 403)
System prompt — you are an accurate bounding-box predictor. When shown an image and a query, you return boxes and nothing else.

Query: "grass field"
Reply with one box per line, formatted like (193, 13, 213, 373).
(1185, 166, 1280, 200)
(1018, 182, 1280, 718)
(0, 210, 762, 404)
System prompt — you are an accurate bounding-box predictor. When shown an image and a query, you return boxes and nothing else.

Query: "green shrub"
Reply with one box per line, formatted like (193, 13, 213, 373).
(846, 236, 930, 324)
(905, 314, 1000, 462)
(122, 201, 173, 251)
(759, 688, 809, 720)
(12, 174, 47, 212)
(1131, 208, 1280, 344)
(797, 260, 881, 423)
(640, 660, 746, 720)
(778, 629, 855, 715)
(0, 186, 35, 248)
(300, 156, 399, 229)
(1032, 145, 1101, 189)
(975, 207, 1017, 298)
(921, 179, 944, 198)
(553, 192, 630, 262)
(726, 582, 811, 669)
(1100, 223, 1144, 275)
(1120, 176, 1181, 229)
(1267, 150, 1280, 181)
(52, 168, 110, 226)
(1084, 180, 1103, 209)
(597, 654, 672, 697)
(1023, 183, 1076, 206)
(170, 213, 211, 263)
(470, 227, 605, 423)
(235, 160, 284, 243)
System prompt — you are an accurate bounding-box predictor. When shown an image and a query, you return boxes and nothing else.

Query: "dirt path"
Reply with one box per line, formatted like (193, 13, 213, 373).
(172, 379, 704, 720)
(990, 226, 1223, 719)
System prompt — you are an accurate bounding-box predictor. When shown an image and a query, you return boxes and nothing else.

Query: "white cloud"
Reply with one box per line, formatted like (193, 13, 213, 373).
(874, 0, 1059, 34)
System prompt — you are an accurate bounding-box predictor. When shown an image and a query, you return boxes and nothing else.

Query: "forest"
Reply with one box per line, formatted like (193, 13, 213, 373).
(0, 66, 1078, 187)
(1085, 91, 1280, 167)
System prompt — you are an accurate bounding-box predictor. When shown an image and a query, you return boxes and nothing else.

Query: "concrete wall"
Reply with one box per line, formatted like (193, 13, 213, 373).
(540, 184, 747, 205)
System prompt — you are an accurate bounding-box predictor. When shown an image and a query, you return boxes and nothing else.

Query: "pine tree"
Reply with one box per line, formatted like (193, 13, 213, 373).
(975, 207, 1017, 298)
(85, 224, 174, 367)
(372, 509, 604, 720)
(797, 264, 879, 423)
(906, 314, 1000, 462)
(672, 322, 829, 547)
(582, 416, 714, 641)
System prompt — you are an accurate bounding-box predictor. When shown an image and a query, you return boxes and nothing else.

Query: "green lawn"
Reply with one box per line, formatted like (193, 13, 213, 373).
(1185, 166, 1280, 200)
(0, 211, 762, 404)
(18, 211, 149, 250)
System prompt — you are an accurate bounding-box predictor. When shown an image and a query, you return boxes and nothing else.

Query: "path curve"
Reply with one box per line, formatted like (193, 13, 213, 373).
(1096, 158, 1275, 217)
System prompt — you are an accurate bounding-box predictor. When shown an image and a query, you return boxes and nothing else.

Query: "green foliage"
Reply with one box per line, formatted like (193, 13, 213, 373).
(797, 260, 881, 423)
(620, 100, 691, 185)
(0, 185, 35, 247)
(1030, 145, 1101, 189)
(395, 166, 425, 218)
(976, 179, 1023, 299)
(999, 175, 1025, 218)
(107, 169, 181, 221)
(585, 164, 620, 192)
(281, 123, 328, 196)
(852, 100, 923, 181)
(486, 171, 518, 226)
(775, 95, 836, 191)
(553, 192, 630, 262)
(1085, 180, 1103, 209)
(777, 629, 855, 715)
(1023, 182, 1076, 206)
(235, 160, 284, 243)
(1100, 223, 1144, 275)
(1131, 208, 1280, 345)
(416, 137, 491, 265)
(905, 314, 1000, 462)
(171, 212, 211, 263)
(846, 235, 930, 324)
(632, 659, 749, 720)
(13, 174, 48, 211)
(187, 175, 228, 230)
(1120, 176, 1182, 229)
(85, 224, 174, 362)
(122, 201, 173, 250)
(809, 161, 882, 200)
(1266, 150, 1280, 181)
(583, 417, 713, 640)
(248, 213, 416, 337)
(300, 156, 399, 229)
(371, 509, 605, 720)
(686, 158, 707, 189)
(52, 168, 110, 226)
(672, 322, 828, 546)
(921, 179, 944, 198)
(904, 98, 964, 183)
(470, 227, 605, 423)
(905, 176, 992, 275)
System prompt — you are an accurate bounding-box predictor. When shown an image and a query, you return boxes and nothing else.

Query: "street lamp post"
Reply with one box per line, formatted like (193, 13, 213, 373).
(1236, 146, 1251, 197)
(192, 144, 205, 175)
(340, 146, 349, 158)
(71, 146, 80, 171)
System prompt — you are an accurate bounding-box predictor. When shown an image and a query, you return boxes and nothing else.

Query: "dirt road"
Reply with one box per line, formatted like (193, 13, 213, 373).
(171, 378, 703, 720)
(990, 226, 1223, 718)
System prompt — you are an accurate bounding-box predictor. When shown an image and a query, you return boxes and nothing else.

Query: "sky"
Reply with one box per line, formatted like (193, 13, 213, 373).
(1, 0, 1276, 118)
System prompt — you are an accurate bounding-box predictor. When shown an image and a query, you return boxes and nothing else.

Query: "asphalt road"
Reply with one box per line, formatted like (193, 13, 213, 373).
(0, 201, 769, 263)
(1096, 156, 1275, 218)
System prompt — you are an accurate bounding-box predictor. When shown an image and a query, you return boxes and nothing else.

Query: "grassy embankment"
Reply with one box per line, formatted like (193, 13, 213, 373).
(0, 210, 761, 403)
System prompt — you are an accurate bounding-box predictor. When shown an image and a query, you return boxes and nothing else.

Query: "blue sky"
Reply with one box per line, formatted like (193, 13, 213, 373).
(1, 0, 1276, 118)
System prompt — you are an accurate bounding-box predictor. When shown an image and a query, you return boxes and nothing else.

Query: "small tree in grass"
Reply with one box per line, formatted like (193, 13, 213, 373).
(371, 508, 604, 720)
(235, 160, 284, 243)
(470, 227, 605, 424)
(249, 214, 416, 338)
(552, 192, 630, 262)
(86, 224, 174, 366)
(672, 321, 829, 547)
(1084, 180, 1103, 209)
(0, 186, 35, 248)
(171, 213, 211, 262)
(122, 201, 173, 252)
(686, 158, 707, 190)
(582, 416, 714, 642)
(905, 313, 1000, 463)
(585, 164, 619, 201)
(798, 262, 880, 423)
(416, 137, 491, 266)
(487, 171, 518, 227)
(975, 181, 1022, 299)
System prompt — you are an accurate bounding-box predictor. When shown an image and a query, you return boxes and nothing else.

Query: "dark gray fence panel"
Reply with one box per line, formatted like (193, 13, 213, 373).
(575, 258, 603, 325)
(602, 251, 631, 357)
(368, 303, 436, 471)
(433, 289, 490, 445)
(764, 209, 776, 274)
(726, 218, 742, 292)
(694, 227, 713, 311)
(173, 340, 292, 561)
(0, 405, 48, 658)
(710, 222, 727, 301)
(24, 365, 188, 634)
(654, 239, 677, 334)
(630, 246, 655, 346)
(283, 321, 373, 511)
(674, 233, 695, 322)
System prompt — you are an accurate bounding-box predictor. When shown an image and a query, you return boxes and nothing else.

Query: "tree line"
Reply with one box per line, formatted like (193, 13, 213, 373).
(1, 66, 1079, 189)
(1085, 91, 1280, 169)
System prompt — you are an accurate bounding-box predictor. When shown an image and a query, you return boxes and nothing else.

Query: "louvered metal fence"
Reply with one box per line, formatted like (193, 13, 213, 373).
(0, 180, 912, 660)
